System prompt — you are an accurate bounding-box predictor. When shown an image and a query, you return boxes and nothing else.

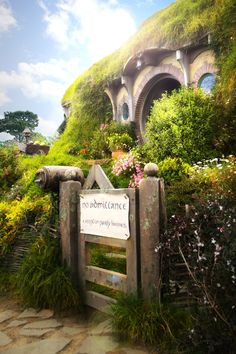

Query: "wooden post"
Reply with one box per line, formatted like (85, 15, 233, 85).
(60, 181, 81, 282)
(139, 163, 161, 301)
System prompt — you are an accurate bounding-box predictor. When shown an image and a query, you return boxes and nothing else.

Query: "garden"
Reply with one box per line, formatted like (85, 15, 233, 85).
(0, 0, 236, 353)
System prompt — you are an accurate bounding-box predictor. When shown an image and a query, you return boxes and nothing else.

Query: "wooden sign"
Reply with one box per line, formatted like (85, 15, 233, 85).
(80, 192, 130, 239)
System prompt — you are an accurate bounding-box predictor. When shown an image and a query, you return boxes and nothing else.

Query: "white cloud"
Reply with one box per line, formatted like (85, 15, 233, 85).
(0, 132, 14, 141)
(0, 0, 17, 33)
(0, 57, 81, 136)
(0, 57, 80, 103)
(0, 91, 11, 106)
(38, 0, 137, 62)
(37, 114, 60, 136)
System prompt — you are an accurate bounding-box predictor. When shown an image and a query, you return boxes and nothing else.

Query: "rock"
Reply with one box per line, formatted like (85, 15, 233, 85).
(19, 328, 53, 337)
(61, 326, 86, 336)
(37, 309, 54, 319)
(17, 308, 38, 319)
(23, 319, 62, 329)
(3, 337, 71, 354)
(0, 331, 12, 346)
(6, 320, 27, 328)
(0, 310, 16, 323)
(89, 319, 113, 335)
(18, 308, 54, 319)
(76, 335, 118, 354)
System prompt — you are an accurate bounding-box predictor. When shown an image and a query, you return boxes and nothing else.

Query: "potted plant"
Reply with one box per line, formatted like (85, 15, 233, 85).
(107, 133, 134, 158)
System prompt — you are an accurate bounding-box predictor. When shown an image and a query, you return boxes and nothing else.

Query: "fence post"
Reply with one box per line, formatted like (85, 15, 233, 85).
(60, 181, 81, 283)
(139, 163, 161, 301)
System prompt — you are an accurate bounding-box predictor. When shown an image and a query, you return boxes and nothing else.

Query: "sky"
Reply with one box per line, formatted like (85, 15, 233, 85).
(0, 0, 174, 141)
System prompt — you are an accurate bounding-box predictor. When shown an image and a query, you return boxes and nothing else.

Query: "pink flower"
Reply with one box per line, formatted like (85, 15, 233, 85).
(100, 123, 108, 130)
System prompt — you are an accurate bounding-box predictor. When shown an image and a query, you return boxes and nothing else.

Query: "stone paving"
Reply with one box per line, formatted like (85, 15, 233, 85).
(0, 297, 154, 354)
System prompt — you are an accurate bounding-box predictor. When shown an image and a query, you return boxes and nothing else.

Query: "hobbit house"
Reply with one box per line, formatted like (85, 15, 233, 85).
(62, 2, 220, 142)
(105, 34, 216, 140)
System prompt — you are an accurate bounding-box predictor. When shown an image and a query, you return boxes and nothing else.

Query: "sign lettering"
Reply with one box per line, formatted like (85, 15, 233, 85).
(80, 193, 130, 239)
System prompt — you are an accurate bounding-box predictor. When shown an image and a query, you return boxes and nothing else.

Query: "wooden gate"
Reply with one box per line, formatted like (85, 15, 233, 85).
(78, 165, 139, 312)
(59, 163, 163, 312)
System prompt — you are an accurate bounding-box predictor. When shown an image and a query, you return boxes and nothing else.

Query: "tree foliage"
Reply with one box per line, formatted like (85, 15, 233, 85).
(0, 111, 39, 141)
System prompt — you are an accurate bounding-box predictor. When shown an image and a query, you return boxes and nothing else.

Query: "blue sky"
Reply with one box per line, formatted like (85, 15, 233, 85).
(0, 0, 174, 140)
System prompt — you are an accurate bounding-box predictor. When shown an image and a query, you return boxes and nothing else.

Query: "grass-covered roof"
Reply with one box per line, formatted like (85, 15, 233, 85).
(62, 0, 214, 103)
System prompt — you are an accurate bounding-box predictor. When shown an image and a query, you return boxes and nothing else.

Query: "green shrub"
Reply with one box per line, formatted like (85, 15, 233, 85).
(15, 235, 79, 311)
(111, 293, 191, 349)
(0, 145, 21, 195)
(0, 194, 52, 257)
(89, 122, 136, 159)
(144, 87, 217, 164)
(161, 157, 236, 353)
(107, 133, 134, 152)
(89, 124, 111, 159)
(158, 157, 192, 184)
(0, 268, 15, 295)
(107, 121, 136, 139)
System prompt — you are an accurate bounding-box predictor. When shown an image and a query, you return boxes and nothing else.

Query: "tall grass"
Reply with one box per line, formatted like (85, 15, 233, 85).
(111, 293, 191, 351)
(15, 235, 79, 311)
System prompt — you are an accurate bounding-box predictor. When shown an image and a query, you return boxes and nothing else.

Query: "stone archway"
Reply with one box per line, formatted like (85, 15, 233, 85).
(134, 65, 183, 139)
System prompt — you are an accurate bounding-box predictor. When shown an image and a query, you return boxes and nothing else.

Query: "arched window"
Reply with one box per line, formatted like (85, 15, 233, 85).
(122, 102, 129, 120)
(198, 73, 215, 93)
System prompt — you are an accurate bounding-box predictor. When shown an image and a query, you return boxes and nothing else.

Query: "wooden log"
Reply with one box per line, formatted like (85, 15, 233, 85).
(35, 165, 84, 191)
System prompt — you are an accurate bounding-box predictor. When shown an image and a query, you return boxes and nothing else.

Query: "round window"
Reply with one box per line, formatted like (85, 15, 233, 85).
(122, 103, 129, 120)
(198, 73, 215, 93)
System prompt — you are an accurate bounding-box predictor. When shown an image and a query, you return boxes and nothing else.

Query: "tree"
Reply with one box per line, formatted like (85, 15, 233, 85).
(0, 111, 39, 141)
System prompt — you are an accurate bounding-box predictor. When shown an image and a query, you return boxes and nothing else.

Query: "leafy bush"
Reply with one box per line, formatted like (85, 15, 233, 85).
(89, 122, 136, 159)
(160, 158, 236, 353)
(15, 235, 79, 311)
(0, 195, 52, 256)
(0, 268, 15, 295)
(111, 293, 191, 350)
(89, 124, 111, 159)
(0, 145, 21, 194)
(107, 133, 134, 152)
(144, 87, 217, 164)
(158, 157, 192, 184)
